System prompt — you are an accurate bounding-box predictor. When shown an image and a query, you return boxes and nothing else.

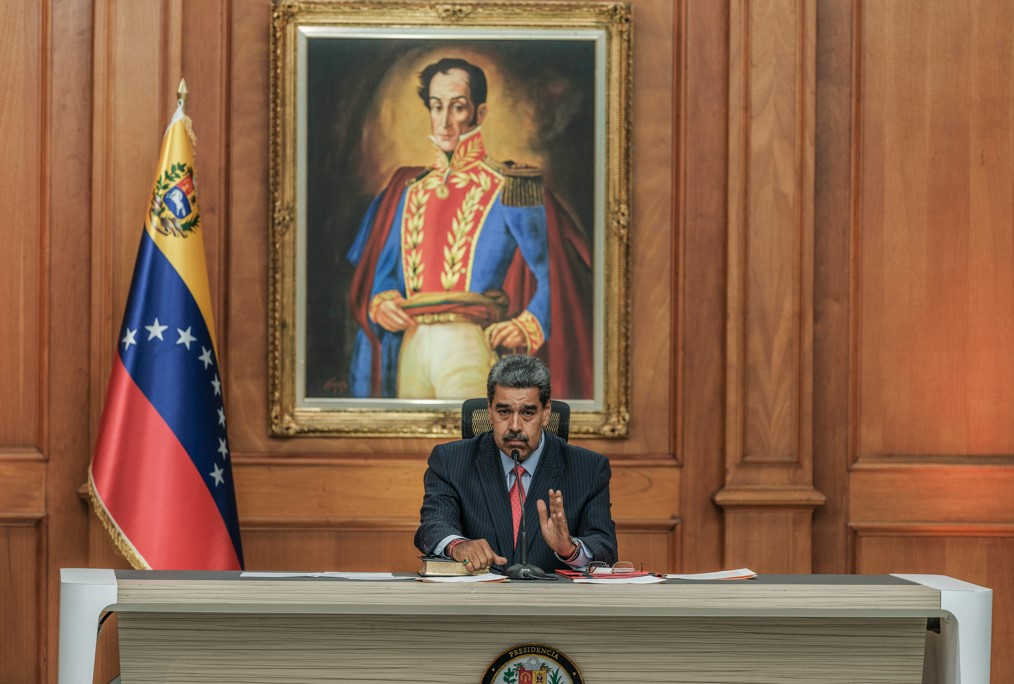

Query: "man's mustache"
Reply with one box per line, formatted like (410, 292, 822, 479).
(503, 430, 528, 442)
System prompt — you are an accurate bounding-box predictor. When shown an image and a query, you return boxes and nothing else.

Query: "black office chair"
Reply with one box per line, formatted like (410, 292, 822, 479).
(461, 398, 570, 442)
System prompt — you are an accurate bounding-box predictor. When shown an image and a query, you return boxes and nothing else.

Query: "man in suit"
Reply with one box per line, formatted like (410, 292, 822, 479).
(415, 355, 617, 573)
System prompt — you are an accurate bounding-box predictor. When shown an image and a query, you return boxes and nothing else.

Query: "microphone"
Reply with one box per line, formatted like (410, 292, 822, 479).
(505, 449, 548, 580)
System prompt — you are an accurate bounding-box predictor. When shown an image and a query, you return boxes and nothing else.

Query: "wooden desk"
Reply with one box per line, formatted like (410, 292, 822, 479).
(59, 570, 991, 683)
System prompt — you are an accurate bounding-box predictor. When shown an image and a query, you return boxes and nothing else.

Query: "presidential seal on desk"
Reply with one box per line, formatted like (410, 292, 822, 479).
(482, 643, 583, 684)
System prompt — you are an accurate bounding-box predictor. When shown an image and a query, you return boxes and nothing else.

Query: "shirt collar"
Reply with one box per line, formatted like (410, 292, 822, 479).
(429, 127, 486, 173)
(498, 430, 546, 477)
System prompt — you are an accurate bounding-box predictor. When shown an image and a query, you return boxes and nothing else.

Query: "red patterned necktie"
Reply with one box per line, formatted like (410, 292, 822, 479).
(511, 464, 526, 546)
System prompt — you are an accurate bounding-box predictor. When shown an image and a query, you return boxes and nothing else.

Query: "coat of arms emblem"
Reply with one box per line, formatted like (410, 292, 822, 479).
(483, 644, 583, 684)
(150, 162, 200, 237)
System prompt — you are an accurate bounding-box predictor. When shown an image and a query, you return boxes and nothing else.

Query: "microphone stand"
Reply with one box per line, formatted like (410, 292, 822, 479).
(505, 449, 549, 580)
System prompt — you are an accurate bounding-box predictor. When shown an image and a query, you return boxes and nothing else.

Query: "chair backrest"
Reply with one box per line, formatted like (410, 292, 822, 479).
(461, 398, 570, 442)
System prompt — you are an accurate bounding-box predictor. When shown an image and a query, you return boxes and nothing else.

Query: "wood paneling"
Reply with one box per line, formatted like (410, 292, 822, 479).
(0, 521, 43, 684)
(45, 0, 97, 679)
(678, 0, 728, 574)
(856, 0, 1014, 459)
(717, 0, 823, 573)
(726, 0, 815, 468)
(0, 458, 46, 515)
(830, 2, 1014, 680)
(0, 0, 43, 448)
(4, 0, 1014, 680)
(243, 523, 422, 572)
(851, 464, 1014, 524)
(812, 0, 854, 575)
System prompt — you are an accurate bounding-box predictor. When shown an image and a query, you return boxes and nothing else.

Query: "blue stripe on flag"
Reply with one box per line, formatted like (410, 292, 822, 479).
(116, 229, 243, 560)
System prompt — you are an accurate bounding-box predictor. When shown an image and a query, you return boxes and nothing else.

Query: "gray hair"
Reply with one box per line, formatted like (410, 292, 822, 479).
(486, 355, 551, 406)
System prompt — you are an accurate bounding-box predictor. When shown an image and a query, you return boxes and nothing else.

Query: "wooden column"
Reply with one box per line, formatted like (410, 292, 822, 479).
(715, 0, 824, 573)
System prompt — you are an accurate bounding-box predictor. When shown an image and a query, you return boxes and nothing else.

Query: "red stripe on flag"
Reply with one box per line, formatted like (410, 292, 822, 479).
(92, 357, 241, 570)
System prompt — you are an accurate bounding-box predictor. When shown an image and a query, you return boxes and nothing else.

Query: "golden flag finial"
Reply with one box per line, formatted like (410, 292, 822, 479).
(177, 78, 188, 103)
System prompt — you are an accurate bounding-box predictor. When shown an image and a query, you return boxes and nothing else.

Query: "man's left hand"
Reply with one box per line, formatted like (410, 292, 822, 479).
(537, 489, 577, 557)
(485, 320, 525, 351)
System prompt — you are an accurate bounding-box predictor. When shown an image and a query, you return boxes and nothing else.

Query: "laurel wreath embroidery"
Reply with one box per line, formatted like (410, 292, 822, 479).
(431, 134, 485, 195)
(402, 185, 430, 294)
(441, 184, 485, 290)
(405, 132, 499, 294)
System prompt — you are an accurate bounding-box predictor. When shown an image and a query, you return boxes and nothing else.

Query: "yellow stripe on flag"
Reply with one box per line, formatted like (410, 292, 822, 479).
(143, 110, 219, 349)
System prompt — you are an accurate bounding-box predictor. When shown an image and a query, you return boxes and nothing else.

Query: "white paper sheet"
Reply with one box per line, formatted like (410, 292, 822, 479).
(416, 573, 506, 583)
(664, 568, 757, 580)
(571, 574, 667, 584)
(239, 571, 414, 581)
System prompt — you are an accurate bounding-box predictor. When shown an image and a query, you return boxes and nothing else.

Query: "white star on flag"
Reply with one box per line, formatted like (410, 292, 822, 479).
(176, 326, 197, 350)
(209, 463, 225, 487)
(198, 346, 214, 369)
(121, 328, 138, 350)
(218, 437, 229, 460)
(145, 318, 169, 341)
(211, 375, 221, 396)
(218, 407, 226, 427)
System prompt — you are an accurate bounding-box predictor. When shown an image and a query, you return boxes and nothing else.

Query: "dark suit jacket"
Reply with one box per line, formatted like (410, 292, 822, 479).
(414, 431, 618, 573)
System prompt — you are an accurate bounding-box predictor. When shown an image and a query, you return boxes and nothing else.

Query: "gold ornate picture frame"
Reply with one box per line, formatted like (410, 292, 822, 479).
(269, 1, 631, 437)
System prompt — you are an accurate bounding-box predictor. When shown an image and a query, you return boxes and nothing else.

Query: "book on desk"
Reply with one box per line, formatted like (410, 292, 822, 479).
(418, 555, 479, 577)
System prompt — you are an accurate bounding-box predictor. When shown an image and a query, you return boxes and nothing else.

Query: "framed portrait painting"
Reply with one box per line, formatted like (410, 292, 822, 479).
(269, 1, 631, 436)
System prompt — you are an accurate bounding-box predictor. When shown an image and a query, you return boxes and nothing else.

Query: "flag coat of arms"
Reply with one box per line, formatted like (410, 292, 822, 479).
(89, 97, 244, 570)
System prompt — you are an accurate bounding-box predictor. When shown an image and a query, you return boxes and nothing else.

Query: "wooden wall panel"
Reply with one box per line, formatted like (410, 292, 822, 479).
(811, 0, 853, 575)
(716, 0, 823, 573)
(0, 521, 44, 684)
(856, 0, 1014, 459)
(621, 0, 675, 460)
(839, 2, 1014, 680)
(727, 0, 814, 467)
(678, 0, 728, 573)
(243, 524, 422, 572)
(0, 459, 46, 514)
(45, 0, 97, 679)
(851, 464, 1014, 524)
(0, 0, 43, 447)
(40, 0, 95, 676)
(0, 460, 46, 684)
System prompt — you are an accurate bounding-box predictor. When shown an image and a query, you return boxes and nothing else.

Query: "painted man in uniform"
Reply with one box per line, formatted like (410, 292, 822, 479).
(347, 57, 591, 399)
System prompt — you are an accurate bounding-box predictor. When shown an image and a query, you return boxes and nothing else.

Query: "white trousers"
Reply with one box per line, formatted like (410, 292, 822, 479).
(397, 322, 497, 399)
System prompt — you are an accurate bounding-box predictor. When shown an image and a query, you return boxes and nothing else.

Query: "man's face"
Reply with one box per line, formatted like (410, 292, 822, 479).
(489, 385, 551, 461)
(427, 68, 486, 153)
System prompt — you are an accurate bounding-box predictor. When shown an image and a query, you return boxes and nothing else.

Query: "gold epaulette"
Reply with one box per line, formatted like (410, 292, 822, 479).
(488, 159, 544, 207)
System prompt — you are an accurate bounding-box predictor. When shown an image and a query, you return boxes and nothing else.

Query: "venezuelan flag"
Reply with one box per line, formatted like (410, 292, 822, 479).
(89, 98, 243, 570)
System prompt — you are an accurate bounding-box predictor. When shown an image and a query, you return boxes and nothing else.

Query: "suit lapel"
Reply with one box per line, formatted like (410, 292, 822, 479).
(475, 433, 514, 558)
(524, 431, 563, 559)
